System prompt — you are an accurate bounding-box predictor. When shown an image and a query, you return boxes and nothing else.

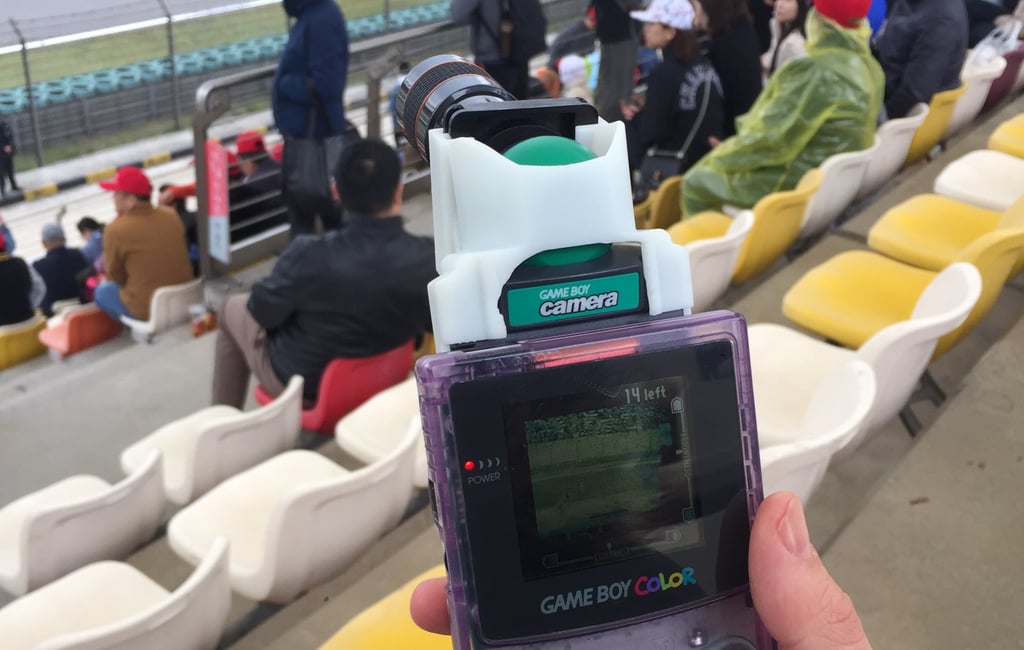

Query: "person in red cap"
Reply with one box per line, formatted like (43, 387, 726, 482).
(872, 0, 968, 120)
(683, 0, 883, 215)
(231, 130, 287, 241)
(94, 167, 194, 322)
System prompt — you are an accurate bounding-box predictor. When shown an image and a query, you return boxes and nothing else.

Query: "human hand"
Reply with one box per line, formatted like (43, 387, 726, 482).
(158, 188, 176, 206)
(3, 145, 10, 154)
(709, 136, 722, 148)
(410, 492, 871, 649)
(619, 99, 640, 121)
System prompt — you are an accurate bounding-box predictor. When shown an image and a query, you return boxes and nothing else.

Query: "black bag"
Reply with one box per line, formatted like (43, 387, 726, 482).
(493, 0, 547, 63)
(282, 94, 360, 207)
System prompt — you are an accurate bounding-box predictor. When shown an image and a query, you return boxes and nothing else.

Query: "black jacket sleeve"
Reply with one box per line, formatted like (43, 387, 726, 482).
(247, 237, 316, 331)
(627, 64, 679, 169)
(886, 20, 958, 118)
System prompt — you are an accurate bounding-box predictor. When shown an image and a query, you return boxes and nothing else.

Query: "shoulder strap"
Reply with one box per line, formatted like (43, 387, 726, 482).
(649, 65, 715, 161)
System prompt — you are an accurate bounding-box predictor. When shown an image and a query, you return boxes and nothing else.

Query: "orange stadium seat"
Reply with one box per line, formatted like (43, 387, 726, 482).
(38, 306, 123, 360)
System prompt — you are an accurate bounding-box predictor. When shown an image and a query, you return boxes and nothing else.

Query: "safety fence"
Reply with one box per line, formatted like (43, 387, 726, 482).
(0, 0, 452, 167)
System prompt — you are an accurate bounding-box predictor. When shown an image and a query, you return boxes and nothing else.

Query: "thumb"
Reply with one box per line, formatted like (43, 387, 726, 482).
(749, 492, 872, 650)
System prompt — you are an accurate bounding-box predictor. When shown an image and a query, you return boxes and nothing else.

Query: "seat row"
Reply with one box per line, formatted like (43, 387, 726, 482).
(0, 338, 418, 648)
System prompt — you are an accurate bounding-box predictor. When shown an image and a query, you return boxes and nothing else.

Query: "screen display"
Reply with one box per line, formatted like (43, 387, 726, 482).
(504, 376, 702, 580)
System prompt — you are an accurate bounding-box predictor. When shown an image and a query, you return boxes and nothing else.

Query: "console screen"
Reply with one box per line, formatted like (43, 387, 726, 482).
(504, 376, 703, 581)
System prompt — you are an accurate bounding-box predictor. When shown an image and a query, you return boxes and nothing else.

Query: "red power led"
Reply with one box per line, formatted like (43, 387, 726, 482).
(464, 460, 476, 471)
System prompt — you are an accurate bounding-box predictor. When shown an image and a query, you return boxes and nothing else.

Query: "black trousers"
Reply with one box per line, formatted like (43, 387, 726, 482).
(286, 194, 342, 237)
(483, 61, 530, 100)
(0, 154, 17, 194)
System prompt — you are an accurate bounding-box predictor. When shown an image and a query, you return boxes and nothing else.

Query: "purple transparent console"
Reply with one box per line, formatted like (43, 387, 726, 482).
(416, 311, 773, 650)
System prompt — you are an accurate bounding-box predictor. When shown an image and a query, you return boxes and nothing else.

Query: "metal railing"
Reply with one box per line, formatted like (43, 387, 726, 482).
(192, 0, 588, 280)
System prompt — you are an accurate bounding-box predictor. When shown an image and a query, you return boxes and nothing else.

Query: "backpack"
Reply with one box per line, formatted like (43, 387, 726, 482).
(490, 0, 547, 63)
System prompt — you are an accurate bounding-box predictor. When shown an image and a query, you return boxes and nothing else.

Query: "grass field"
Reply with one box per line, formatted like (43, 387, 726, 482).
(0, 0, 434, 89)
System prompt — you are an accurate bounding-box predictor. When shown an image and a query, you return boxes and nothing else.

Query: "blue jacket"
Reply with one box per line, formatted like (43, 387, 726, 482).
(873, 0, 968, 119)
(272, 0, 349, 138)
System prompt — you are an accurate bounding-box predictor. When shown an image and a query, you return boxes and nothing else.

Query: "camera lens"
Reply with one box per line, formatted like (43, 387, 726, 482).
(396, 55, 514, 162)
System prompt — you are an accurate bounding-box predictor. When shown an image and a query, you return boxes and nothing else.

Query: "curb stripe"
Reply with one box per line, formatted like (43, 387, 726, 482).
(22, 183, 58, 201)
(84, 167, 118, 184)
(142, 152, 172, 167)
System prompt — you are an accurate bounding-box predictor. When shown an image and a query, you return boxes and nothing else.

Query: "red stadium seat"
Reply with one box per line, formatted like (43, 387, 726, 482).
(254, 340, 414, 435)
(38, 306, 123, 359)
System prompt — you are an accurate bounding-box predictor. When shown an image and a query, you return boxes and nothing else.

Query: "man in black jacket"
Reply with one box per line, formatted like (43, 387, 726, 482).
(0, 118, 19, 197)
(211, 138, 436, 408)
(873, 0, 968, 119)
(32, 223, 90, 317)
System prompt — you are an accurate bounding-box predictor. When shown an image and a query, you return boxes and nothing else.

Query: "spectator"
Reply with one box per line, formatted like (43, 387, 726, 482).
(0, 118, 18, 197)
(157, 184, 200, 277)
(749, 0, 776, 52)
(211, 138, 436, 408)
(592, 0, 642, 122)
(694, 0, 764, 135)
(94, 167, 193, 322)
(682, 0, 883, 216)
(0, 234, 40, 326)
(273, 0, 350, 236)
(761, 0, 810, 79)
(32, 223, 90, 317)
(966, 0, 1018, 47)
(867, 0, 887, 33)
(451, 0, 548, 100)
(76, 217, 105, 265)
(547, 7, 599, 69)
(231, 131, 288, 242)
(622, 0, 725, 177)
(872, 0, 968, 120)
(0, 213, 15, 253)
(559, 55, 596, 104)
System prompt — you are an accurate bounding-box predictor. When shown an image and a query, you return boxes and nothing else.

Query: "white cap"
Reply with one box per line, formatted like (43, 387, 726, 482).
(630, 0, 695, 30)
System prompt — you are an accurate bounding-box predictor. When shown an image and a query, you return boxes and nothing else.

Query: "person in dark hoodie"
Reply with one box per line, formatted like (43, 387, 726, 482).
(693, 0, 764, 136)
(872, 0, 968, 119)
(272, 0, 349, 235)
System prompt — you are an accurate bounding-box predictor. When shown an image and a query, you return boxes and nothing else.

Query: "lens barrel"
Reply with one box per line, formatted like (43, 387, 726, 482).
(396, 55, 514, 162)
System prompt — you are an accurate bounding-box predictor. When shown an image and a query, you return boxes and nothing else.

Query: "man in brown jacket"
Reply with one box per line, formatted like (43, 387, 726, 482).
(94, 167, 194, 321)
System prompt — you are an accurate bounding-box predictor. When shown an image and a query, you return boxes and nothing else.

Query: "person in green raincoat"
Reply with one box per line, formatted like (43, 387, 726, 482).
(680, 0, 883, 217)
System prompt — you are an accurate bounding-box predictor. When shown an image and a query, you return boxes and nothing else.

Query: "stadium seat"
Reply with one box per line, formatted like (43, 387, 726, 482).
(167, 422, 419, 603)
(858, 103, 929, 200)
(933, 150, 1024, 212)
(0, 537, 229, 650)
(39, 305, 123, 360)
(868, 195, 1024, 275)
(982, 45, 1024, 111)
(320, 565, 449, 650)
(726, 168, 822, 283)
(945, 55, 1007, 139)
(799, 135, 881, 239)
(121, 278, 204, 343)
(666, 210, 754, 312)
(254, 339, 414, 435)
(758, 358, 875, 504)
(0, 450, 163, 597)
(633, 192, 653, 229)
(121, 376, 304, 505)
(988, 113, 1024, 158)
(904, 85, 967, 166)
(335, 376, 428, 489)
(752, 265, 979, 445)
(783, 229, 1024, 360)
(0, 314, 47, 371)
(647, 175, 684, 230)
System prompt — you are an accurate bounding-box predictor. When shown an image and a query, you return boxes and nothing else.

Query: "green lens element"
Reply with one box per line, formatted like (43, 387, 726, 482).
(502, 135, 596, 166)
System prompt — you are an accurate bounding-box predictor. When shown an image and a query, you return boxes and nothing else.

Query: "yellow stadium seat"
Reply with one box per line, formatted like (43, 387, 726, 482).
(732, 169, 823, 283)
(988, 114, 1024, 159)
(667, 210, 733, 243)
(670, 170, 822, 284)
(904, 85, 967, 167)
(784, 228, 1024, 359)
(647, 175, 684, 230)
(868, 195, 1024, 275)
(320, 565, 449, 650)
(633, 193, 653, 229)
(0, 315, 47, 371)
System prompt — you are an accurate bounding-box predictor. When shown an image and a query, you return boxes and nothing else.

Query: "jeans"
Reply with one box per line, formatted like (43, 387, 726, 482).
(94, 281, 133, 321)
